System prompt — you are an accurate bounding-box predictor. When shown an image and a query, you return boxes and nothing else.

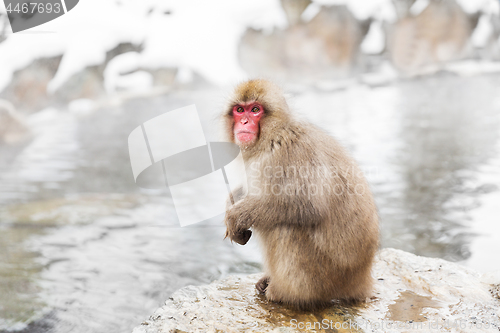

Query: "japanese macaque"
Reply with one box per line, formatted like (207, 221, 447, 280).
(222, 79, 379, 310)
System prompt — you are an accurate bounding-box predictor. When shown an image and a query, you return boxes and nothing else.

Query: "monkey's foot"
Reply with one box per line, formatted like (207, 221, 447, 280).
(232, 229, 252, 245)
(256, 276, 269, 295)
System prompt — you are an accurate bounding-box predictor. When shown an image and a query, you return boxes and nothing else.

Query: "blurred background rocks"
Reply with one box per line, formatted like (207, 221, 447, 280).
(0, 0, 498, 113)
(239, 4, 370, 81)
(0, 99, 30, 144)
(240, 0, 500, 80)
(388, 0, 475, 74)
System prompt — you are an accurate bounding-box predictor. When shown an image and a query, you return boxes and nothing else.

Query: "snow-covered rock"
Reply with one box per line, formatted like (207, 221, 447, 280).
(0, 99, 31, 144)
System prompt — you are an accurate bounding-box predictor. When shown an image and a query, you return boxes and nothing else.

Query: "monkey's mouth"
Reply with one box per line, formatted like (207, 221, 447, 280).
(235, 131, 257, 143)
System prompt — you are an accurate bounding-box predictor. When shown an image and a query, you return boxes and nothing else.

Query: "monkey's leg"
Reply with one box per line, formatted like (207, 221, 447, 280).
(262, 281, 281, 305)
(256, 276, 269, 294)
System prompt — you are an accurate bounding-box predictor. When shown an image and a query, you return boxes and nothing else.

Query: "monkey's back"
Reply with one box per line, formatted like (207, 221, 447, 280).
(252, 121, 379, 309)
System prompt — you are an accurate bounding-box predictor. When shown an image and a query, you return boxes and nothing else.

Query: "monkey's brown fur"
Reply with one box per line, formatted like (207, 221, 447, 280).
(223, 79, 379, 310)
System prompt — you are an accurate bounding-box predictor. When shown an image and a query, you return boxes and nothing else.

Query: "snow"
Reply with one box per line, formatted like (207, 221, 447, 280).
(0, 0, 499, 95)
(301, 2, 322, 22)
(0, 32, 64, 93)
(0, 0, 286, 93)
(471, 15, 495, 48)
(410, 0, 430, 16)
(456, 0, 500, 15)
(67, 98, 96, 117)
(361, 20, 385, 55)
(445, 60, 500, 76)
(103, 52, 153, 93)
(138, 0, 286, 85)
(313, 0, 396, 21)
(360, 61, 399, 86)
(312, 0, 499, 20)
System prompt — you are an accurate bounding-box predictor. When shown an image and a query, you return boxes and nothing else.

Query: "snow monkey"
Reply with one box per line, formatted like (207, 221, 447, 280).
(222, 79, 379, 310)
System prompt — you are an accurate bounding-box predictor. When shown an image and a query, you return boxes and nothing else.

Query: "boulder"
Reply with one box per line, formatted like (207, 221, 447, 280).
(0, 99, 31, 144)
(388, 0, 474, 75)
(238, 5, 368, 81)
(133, 248, 500, 333)
(0, 12, 8, 43)
(0, 55, 62, 113)
(280, 0, 312, 26)
(52, 42, 143, 103)
(0, 42, 144, 112)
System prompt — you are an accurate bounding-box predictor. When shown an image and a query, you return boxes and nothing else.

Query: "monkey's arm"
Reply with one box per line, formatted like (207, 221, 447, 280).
(224, 187, 253, 245)
(224, 189, 326, 243)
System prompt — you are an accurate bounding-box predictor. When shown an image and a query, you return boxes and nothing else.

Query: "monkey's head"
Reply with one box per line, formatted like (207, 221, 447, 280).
(223, 79, 291, 150)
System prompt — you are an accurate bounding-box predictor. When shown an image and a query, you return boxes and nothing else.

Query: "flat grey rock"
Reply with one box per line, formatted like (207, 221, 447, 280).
(133, 248, 500, 333)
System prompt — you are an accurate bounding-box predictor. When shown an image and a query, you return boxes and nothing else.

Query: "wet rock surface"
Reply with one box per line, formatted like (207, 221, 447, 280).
(134, 248, 500, 333)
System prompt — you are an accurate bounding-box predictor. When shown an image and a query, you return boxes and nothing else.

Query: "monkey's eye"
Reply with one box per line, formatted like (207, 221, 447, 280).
(251, 107, 260, 113)
(236, 107, 244, 113)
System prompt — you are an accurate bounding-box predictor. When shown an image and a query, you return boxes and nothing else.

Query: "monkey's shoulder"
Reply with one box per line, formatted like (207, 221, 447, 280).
(276, 125, 360, 183)
(281, 121, 347, 152)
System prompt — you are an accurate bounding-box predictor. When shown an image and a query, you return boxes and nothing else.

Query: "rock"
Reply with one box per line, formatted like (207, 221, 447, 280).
(133, 248, 500, 333)
(306, 5, 367, 74)
(238, 27, 287, 79)
(140, 67, 178, 88)
(0, 99, 31, 144)
(0, 42, 144, 112)
(238, 5, 368, 81)
(280, 0, 312, 26)
(51, 64, 105, 103)
(392, 0, 417, 19)
(388, 0, 473, 75)
(52, 42, 143, 103)
(471, 13, 500, 61)
(0, 12, 8, 43)
(0, 55, 62, 113)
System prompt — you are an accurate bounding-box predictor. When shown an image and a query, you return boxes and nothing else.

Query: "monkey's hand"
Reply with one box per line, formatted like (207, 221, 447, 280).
(225, 228, 252, 245)
(224, 208, 252, 245)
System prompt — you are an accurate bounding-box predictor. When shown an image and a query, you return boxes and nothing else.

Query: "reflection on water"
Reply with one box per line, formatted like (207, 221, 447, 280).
(294, 74, 500, 263)
(0, 74, 499, 332)
(394, 75, 500, 261)
(0, 226, 45, 330)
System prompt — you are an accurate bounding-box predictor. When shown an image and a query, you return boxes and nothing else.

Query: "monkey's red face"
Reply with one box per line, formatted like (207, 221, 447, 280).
(232, 102, 263, 145)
